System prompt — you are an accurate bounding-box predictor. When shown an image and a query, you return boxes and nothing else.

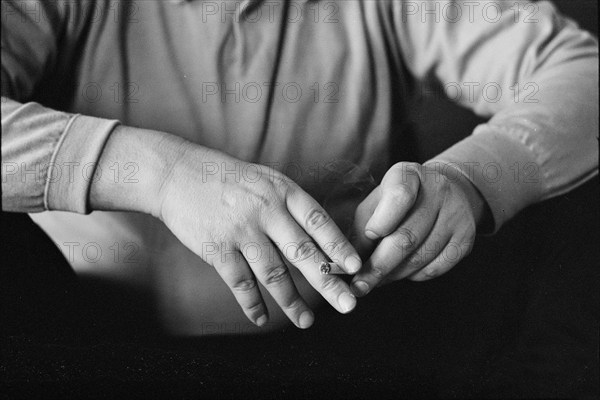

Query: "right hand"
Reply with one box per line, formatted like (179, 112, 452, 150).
(157, 145, 362, 329)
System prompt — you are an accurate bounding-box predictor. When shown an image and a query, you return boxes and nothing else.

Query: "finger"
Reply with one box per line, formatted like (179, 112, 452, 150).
(286, 186, 362, 274)
(409, 231, 474, 282)
(351, 204, 437, 296)
(350, 187, 381, 259)
(212, 249, 268, 327)
(364, 163, 420, 240)
(381, 211, 454, 283)
(266, 211, 357, 314)
(382, 230, 449, 283)
(241, 235, 314, 329)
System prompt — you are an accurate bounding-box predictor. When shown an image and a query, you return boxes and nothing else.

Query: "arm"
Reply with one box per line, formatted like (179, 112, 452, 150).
(351, 0, 598, 294)
(1, 0, 112, 213)
(393, 0, 598, 231)
(2, 0, 361, 328)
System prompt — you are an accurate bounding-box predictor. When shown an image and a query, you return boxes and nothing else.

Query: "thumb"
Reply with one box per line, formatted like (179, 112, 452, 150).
(350, 186, 381, 261)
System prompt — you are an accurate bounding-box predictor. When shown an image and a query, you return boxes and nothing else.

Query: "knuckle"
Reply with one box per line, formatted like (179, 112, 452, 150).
(245, 301, 264, 314)
(370, 265, 388, 279)
(263, 265, 290, 286)
(421, 267, 440, 279)
(305, 208, 330, 232)
(320, 275, 342, 292)
(272, 174, 296, 197)
(404, 252, 424, 270)
(282, 297, 304, 312)
(261, 206, 288, 228)
(231, 278, 258, 293)
(294, 240, 319, 262)
(409, 273, 427, 282)
(390, 228, 418, 254)
(321, 237, 346, 259)
(252, 191, 280, 214)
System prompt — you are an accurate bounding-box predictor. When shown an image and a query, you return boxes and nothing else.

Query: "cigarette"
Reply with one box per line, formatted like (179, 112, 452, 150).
(319, 261, 345, 275)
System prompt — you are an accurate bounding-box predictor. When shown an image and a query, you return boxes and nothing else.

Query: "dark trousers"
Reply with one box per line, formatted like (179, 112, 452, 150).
(2, 178, 598, 399)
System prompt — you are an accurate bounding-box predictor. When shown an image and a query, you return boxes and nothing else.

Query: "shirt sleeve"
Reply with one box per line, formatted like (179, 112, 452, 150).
(1, 0, 120, 213)
(392, 0, 599, 232)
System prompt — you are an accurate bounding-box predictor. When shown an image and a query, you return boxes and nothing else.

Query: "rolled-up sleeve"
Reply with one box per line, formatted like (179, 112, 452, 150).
(393, 0, 599, 232)
(1, 0, 119, 213)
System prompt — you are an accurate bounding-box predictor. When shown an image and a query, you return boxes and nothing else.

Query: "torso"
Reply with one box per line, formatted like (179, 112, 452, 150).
(31, 0, 411, 334)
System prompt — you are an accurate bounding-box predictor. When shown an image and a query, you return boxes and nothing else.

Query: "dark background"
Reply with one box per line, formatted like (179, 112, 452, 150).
(1, 1, 598, 398)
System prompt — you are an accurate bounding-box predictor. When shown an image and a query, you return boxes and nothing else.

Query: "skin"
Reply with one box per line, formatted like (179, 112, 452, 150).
(89, 127, 488, 330)
(90, 125, 362, 329)
(349, 162, 487, 296)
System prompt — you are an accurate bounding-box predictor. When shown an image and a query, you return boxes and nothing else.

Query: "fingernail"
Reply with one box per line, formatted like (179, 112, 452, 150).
(338, 292, 357, 313)
(365, 230, 379, 240)
(256, 314, 268, 327)
(344, 255, 362, 274)
(299, 310, 314, 329)
(352, 280, 369, 297)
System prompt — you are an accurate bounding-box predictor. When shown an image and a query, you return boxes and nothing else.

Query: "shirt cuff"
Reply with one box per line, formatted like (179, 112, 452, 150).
(426, 124, 544, 233)
(44, 114, 120, 213)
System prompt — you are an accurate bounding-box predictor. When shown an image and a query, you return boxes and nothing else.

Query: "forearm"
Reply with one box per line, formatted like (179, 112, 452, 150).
(1, 98, 118, 213)
(88, 125, 193, 218)
(397, 1, 598, 232)
(1, 96, 207, 218)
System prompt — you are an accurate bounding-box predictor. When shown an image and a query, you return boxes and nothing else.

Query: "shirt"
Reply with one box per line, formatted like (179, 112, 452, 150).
(1, 1, 598, 318)
(2, 0, 598, 228)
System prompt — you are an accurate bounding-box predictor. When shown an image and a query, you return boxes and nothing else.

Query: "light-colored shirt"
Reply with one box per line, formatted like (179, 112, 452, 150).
(1, 1, 598, 332)
(2, 0, 598, 228)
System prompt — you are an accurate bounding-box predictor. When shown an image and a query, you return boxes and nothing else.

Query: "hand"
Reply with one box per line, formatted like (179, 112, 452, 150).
(350, 162, 486, 296)
(157, 145, 362, 329)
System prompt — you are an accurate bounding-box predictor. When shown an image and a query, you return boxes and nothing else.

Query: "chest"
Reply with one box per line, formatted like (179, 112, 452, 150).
(70, 1, 401, 180)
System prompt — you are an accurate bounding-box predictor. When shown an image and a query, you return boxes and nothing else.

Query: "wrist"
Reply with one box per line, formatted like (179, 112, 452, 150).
(435, 163, 492, 232)
(89, 125, 189, 218)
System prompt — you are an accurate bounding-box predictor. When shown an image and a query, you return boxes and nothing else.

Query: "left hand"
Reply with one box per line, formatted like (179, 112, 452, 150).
(349, 162, 487, 296)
